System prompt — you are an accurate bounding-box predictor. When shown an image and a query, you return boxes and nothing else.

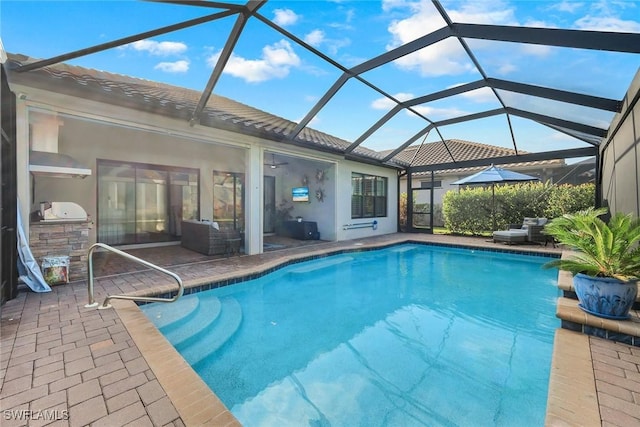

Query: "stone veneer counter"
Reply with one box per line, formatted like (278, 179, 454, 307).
(29, 220, 90, 281)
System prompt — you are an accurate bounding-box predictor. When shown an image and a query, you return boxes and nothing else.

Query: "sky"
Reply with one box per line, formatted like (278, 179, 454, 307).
(1, 0, 639, 156)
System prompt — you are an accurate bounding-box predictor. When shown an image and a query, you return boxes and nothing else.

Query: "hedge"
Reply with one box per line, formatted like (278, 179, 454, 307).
(442, 182, 595, 235)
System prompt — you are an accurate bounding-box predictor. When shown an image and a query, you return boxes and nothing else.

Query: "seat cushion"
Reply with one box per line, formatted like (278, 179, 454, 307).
(493, 229, 528, 237)
(493, 229, 527, 243)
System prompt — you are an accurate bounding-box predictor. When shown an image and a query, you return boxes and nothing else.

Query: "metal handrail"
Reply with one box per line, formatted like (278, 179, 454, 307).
(85, 243, 184, 310)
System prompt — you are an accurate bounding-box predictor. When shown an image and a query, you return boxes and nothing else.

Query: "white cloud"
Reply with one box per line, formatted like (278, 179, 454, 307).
(273, 8, 299, 26)
(304, 29, 325, 47)
(372, 91, 471, 120)
(412, 105, 468, 120)
(154, 60, 189, 73)
(497, 62, 518, 75)
(447, 1, 518, 26)
(127, 40, 187, 56)
(371, 92, 414, 110)
(520, 43, 553, 57)
(524, 19, 553, 29)
(304, 29, 350, 55)
(549, 1, 585, 14)
(382, 0, 411, 13)
(208, 40, 301, 83)
(575, 15, 640, 32)
(459, 87, 496, 103)
(572, 0, 640, 32)
(384, 1, 519, 77)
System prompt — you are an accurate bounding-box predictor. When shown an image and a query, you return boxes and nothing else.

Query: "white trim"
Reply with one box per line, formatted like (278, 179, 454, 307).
(29, 164, 92, 176)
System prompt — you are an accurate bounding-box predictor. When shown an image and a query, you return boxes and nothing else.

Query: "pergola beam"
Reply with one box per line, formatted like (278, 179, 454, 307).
(345, 105, 403, 154)
(506, 107, 608, 137)
(408, 146, 598, 173)
(382, 125, 435, 162)
(14, 10, 237, 73)
(452, 23, 640, 54)
(351, 77, 619, 155)
(488, 78, 621, 112)
(289, 73, 351, 139)
(144, 0, 245, 10)
(350, 27, 452, 75)
(190, 0, 265, 125)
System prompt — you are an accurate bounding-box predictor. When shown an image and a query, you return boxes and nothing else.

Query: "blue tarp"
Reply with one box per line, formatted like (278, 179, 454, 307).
(16, 200, 51, 292)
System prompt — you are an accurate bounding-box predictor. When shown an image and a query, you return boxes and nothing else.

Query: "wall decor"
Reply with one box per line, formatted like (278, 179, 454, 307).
(315, 169, 327, 183)
(316, 188, 325, 203)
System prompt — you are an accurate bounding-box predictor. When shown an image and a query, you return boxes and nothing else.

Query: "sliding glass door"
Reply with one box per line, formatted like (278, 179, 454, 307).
(98, 160, 198, 245)
(213, 171, 244, 230)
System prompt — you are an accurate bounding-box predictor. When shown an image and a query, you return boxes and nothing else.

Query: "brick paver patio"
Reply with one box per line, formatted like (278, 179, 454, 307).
(1, 233, 638, 426)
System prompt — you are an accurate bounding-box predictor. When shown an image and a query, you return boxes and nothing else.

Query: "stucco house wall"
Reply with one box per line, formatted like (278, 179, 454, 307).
(11, 79, 398, 254)
(336, 160, 398, 241)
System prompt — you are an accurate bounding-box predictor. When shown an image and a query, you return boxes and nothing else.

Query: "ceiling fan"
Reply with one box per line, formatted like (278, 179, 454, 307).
(264, 153, 289, 169)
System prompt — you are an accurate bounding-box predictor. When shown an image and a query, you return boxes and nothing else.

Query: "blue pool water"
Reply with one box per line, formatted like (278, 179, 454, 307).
(141, 244, 560, 426)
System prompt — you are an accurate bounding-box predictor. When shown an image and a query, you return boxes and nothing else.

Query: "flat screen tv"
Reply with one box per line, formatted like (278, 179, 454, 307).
(292, 186, 309, 202)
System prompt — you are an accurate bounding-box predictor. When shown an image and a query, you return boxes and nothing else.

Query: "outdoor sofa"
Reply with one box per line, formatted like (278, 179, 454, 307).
(181, 220, 242, 256)
(492, 217, 548, 245)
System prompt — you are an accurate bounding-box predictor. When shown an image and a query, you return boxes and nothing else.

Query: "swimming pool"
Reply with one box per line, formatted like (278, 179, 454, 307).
(142, 243, 560, 426)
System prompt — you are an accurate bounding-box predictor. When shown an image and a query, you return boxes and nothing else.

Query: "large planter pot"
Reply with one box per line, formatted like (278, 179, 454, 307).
(573, 273, 638, 320)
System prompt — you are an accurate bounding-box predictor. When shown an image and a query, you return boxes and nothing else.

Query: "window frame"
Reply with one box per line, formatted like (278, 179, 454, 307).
(351, 172, 388, 219)
(96, 159, 199, 245)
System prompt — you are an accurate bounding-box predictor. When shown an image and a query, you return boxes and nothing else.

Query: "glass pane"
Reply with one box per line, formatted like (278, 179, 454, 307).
(213, 172, 244, 230)
(97, 163, 136, 245)
(375, 177, 387, 196)
(375, 177, 387, 217)
(169, 171, 199, 237)
(136, 168, 168, 243)
(351, 174, 363, 218)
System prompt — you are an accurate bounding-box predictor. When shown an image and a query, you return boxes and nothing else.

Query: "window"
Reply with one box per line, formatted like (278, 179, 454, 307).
(97, 160, 199, 245)
(351, 173, 387, 218)
(420, 180, 442, 189)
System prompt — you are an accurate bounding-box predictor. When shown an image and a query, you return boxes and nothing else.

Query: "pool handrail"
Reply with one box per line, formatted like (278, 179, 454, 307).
(85, 242, 184, 309)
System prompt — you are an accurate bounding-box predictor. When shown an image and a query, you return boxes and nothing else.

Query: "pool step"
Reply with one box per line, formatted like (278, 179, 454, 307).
(142, 296, 199, 329)
(556, 269, 640, 346)
(287, 256, 354, 274)
(163, 294, 222, 346)
(556, 297, 640, 346)
(179, 297, 243, 366)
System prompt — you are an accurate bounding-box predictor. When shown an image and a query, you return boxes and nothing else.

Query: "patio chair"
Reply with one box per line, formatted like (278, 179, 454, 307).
(181, 220, 242, 256)
(493, 217, 547, 245)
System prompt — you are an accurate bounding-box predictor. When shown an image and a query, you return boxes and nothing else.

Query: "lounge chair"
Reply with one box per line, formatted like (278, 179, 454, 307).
(493, 217, 547, 245)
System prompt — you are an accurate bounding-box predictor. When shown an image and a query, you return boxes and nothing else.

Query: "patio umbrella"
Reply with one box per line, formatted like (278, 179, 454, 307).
(452, 164, 539, 231)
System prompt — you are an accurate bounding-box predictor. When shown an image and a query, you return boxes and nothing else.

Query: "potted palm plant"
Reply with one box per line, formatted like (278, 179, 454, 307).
(543, 207, 640, 320)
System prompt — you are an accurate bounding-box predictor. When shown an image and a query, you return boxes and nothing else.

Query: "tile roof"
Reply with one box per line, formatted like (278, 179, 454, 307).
(6, 54, 402, 167)
(382, 139, 564, 176)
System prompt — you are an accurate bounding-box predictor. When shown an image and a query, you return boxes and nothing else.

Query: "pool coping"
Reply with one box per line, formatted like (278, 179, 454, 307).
(112, 239, 583, 426)
(113, 299, 240, 426)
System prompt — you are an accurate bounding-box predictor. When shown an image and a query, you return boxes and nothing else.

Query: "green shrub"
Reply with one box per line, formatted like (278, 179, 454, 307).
(544, 183, 596, 218)
(442, 182, 595, 234)
(443, 187, 494, 234)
